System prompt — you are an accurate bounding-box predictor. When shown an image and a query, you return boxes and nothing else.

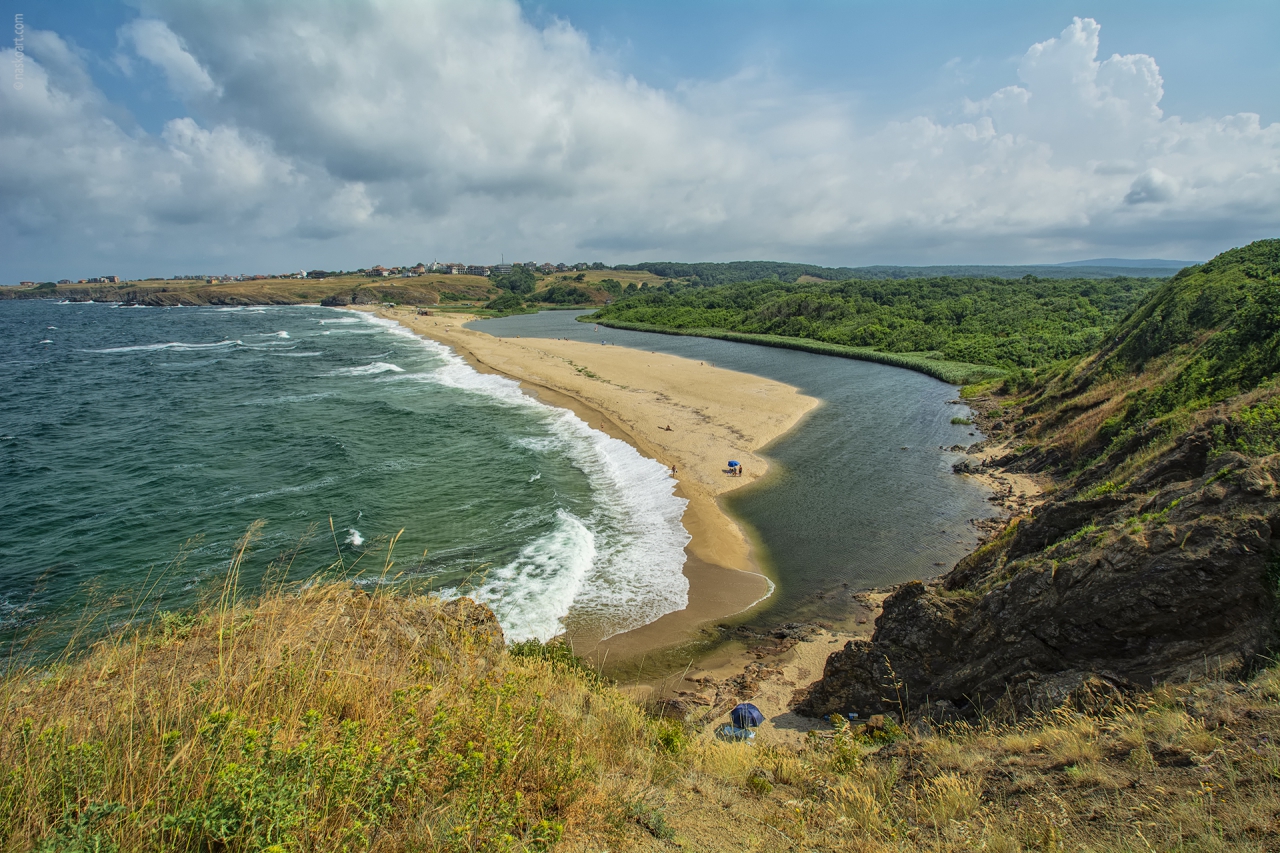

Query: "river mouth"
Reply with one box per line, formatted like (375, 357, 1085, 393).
(470, 310, 999, 636)
(1, 299, 995, 670)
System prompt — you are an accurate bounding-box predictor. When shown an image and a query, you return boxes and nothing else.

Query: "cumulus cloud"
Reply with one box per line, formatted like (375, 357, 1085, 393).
(119, 19, 219, 98)
(1125, 169, 1178, 205)
(2, 5, 1278, 280)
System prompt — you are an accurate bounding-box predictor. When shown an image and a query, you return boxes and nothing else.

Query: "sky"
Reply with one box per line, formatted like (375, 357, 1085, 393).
(1, 0, 1278, 282)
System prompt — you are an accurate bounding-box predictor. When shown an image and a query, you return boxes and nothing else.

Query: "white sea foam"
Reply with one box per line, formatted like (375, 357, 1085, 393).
(347, 528, 365, 547)
(352, 310, 693, 642)
(239, 341, 297, 350)
(529, 472, 541, 482)
(39, 340, 52, 344)
(89, 340, 241, 354)
(328, 361, 405, 376)
(470, 509, 596, 642)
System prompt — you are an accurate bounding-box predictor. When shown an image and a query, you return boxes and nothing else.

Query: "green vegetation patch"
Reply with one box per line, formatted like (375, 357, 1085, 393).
(536, 283, 594, 305)
(483, 290, 535, 316)
(1210, 394, 1280, 458)
(589, 274, 1163, 375)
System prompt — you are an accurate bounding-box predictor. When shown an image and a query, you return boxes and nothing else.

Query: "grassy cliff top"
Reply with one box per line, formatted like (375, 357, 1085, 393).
(4, 575, 1279, 852)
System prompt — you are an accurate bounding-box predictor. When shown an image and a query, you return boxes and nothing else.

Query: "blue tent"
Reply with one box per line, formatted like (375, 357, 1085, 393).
(731, 702, 764, 728)
(715, 724, 755, 743)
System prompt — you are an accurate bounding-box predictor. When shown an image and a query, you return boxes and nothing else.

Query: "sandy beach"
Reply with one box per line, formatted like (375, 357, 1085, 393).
(367, 307, 821, 658)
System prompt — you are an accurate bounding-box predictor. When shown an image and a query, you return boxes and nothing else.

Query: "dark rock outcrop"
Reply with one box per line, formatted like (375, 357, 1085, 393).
(798, 441, 1279, 719)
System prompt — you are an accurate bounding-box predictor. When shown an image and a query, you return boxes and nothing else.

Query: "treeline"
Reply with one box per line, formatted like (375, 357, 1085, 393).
(613, 260, 1187, 287)
(590, 275, 1165, 371)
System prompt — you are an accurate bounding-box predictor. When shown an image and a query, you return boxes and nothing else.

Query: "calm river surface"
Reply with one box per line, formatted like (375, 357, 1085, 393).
(470, 311, 998, 629)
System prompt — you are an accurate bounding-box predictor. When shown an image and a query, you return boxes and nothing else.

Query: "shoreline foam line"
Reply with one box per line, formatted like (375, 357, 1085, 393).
(361, 306, 821, 658)
(354, 311, 692, 644)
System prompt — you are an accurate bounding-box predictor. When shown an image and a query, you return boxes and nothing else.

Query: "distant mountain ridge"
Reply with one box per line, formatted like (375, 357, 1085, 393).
(1056, 257, 1198, 269)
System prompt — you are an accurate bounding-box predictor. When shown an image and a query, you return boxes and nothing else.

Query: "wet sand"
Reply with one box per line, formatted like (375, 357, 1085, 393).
(366, 307, 821, 658)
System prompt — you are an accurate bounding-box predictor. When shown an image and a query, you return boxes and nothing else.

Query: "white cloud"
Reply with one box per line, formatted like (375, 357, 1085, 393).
(2, 6, 1278, 280)
(1125, 169, 1178, 205)
(120, 19, 219, 98)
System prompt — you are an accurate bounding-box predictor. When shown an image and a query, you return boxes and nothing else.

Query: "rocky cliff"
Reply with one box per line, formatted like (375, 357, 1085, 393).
(800, 239, 1280, 719)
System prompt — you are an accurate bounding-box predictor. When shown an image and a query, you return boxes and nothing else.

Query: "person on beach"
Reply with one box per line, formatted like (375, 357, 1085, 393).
(671, 464, 677, 476)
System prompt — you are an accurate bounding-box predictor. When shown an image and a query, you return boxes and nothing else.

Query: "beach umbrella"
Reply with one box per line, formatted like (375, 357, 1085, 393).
(728, 460, 740, 467)
(731, 702, 765, 728)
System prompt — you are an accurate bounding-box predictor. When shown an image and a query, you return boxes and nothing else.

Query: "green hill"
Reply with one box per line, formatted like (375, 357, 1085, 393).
(1011, 238, 1280, 472)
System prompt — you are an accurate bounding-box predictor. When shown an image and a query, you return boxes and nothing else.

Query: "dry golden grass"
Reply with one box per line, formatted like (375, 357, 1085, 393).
(3, 530, 1279, 852)
(0, 531, 662, 852)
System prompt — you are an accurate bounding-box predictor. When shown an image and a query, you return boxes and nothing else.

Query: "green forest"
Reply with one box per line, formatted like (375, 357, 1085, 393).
(590, 275, 1167, 373)
(613, 260, 1184, 285)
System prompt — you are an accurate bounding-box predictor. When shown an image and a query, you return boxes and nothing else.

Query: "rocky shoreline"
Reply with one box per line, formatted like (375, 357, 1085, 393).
(796, 386, 1279, 723)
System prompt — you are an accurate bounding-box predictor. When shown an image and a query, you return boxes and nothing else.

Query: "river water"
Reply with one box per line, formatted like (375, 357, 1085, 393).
(471, 311, 998, 628)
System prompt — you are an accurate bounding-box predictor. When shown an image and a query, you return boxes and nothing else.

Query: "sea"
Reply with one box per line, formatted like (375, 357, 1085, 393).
(0, 300, 690, 656)
(1, 300, 997, 662)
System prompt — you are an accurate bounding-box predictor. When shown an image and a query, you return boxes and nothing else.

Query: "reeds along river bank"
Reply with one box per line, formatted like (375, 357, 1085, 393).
(589, 319, 1006, 385)
(4, 533, 1280, 852)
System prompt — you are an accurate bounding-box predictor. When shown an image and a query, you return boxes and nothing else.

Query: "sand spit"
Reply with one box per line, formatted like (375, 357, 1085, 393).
(366, 307, 821, 656)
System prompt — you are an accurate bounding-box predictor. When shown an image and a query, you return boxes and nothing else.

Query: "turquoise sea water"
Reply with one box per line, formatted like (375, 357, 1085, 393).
(0, 301, 689, 655)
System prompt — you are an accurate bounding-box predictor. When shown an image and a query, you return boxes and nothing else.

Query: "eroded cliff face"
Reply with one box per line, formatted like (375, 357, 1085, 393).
(798, 432, 1279, 719)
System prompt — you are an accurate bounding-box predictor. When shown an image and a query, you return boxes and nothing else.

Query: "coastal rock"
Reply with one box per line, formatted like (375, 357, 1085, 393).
(797, 443, 1280, 719)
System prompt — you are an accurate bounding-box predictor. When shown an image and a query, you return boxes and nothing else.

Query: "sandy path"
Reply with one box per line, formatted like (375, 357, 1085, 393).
(367, 307, 821, 657)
